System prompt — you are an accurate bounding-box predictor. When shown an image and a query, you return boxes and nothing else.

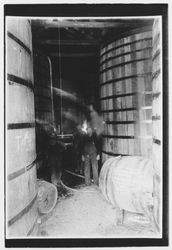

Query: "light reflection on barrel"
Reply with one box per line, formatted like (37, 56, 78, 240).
(152, 18, 162, 231)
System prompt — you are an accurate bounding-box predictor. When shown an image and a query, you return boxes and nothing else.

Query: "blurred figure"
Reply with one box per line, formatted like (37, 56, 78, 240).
(48, 128, 66, 186)
(88, 104, 104, 136)
(36, 123, 66, 185)
(81, 126, 101, 186)
(36, 124, 51, 181)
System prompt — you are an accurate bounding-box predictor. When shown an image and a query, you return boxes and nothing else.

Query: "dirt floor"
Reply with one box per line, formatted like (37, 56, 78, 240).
(37, 183, 158, 238)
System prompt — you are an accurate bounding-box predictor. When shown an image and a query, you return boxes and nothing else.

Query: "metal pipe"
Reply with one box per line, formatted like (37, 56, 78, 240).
(47, 56, 55, 127)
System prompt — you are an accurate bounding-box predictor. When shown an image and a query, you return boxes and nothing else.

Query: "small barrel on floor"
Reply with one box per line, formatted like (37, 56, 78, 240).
(99, 156, 154, 216)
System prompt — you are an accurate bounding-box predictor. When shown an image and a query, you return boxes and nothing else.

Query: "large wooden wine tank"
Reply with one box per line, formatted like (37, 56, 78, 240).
(6, 18, 38, 237)
(99, 27, 153, 163)
(152, 18, 162, 230)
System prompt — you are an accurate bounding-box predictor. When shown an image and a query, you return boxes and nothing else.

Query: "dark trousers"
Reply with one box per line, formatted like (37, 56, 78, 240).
(84, 153, 98, 186)
(75, 153, 81, 172)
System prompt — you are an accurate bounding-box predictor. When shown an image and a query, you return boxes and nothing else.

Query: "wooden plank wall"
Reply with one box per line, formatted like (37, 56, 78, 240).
(99, 28, 153, 162)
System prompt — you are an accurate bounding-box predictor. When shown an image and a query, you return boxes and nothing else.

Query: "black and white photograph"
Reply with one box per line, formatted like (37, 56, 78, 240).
(3, 2, 169, 248)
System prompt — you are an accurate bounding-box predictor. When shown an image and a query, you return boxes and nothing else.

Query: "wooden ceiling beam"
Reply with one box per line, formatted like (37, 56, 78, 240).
(36, 39, 99, 46)
(33, 20, 130, 29)
(49, 52, 97, 57)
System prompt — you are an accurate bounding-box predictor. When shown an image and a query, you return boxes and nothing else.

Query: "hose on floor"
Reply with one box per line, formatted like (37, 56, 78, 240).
(63, 169, 85, 179)
(60, 180, 99, 193)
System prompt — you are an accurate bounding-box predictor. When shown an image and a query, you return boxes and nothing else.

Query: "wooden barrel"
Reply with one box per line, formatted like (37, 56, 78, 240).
(99, 157, 119, 203)
(99, 156, 154, 215)
(6, 18, 38, 237)
(34, 51, 54, 133)
(152, 18, 162, 230)
(100, 27, 153, 162)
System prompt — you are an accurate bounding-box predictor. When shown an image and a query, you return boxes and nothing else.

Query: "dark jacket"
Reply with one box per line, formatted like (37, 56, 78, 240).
(81, 132, 102, 156)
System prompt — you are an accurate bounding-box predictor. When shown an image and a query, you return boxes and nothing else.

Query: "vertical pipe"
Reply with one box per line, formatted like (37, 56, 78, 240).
(47, 56, 55, 127)
(57, 22, 63, 135)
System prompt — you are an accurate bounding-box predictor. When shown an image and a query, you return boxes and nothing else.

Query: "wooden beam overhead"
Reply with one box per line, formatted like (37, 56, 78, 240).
(36, 39, 99, 46)
(49, 52, 97, 57)
(33, 20, 130, 29)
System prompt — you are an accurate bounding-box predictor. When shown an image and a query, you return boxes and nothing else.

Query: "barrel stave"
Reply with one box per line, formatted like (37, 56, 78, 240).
(100, 28, 153, 158)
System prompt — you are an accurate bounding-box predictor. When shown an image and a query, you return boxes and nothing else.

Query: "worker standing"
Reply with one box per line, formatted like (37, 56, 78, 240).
(48, 129, 66, 186)
(81, 126, 100, 186)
